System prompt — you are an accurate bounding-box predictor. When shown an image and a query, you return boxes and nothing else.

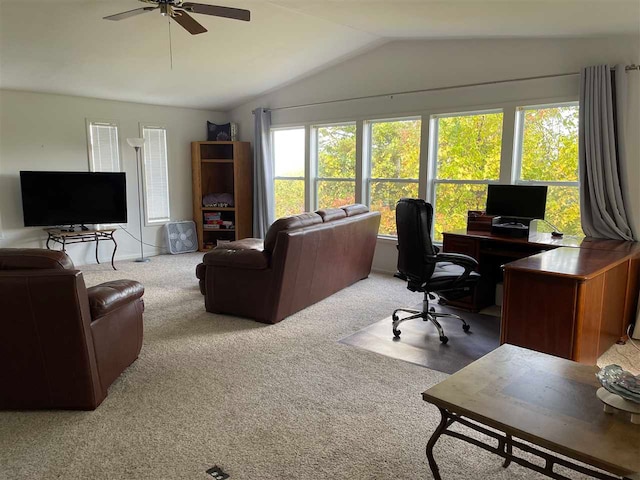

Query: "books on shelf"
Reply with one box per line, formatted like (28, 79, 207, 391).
(203, 211, 234, 230)
(203, 223, 234, 231)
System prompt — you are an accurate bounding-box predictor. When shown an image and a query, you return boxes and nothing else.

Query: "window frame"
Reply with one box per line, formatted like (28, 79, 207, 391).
(365, 116, 422, 238)
(271, 126, 306, 218)
(86, 119, 122, 173)
(428, 109, 504, 240)
(511, 101, 580, 188)
(139, 123, 171, 226)
(511, 101, 581, 234)
(312, 121, 357, 210)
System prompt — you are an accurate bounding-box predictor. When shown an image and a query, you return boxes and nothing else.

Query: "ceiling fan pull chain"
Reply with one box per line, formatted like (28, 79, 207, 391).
(168, 13, 173, 70)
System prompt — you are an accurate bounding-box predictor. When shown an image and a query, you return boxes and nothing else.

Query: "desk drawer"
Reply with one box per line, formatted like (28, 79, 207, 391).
(442, 234, 480, 260)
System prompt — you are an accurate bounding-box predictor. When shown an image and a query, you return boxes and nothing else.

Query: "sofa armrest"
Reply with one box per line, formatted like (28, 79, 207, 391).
(87, 280, 144, 320)
(195, 263, 206, 295)
(203, 238, 269, 270)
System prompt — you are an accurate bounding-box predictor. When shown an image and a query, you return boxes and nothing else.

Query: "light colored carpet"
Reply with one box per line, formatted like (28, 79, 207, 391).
(1, 253, 638, 480)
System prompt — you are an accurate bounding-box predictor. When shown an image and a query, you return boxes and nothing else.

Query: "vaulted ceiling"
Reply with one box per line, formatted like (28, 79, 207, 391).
(1, 0, 638, 110)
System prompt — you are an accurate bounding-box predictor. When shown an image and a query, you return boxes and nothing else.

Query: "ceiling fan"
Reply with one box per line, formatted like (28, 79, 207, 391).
(104, 0, 251, 35)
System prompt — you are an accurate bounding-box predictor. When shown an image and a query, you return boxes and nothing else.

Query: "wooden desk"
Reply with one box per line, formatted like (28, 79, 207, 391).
(422, 344, 640, 480)
(442, 230, 640, 364)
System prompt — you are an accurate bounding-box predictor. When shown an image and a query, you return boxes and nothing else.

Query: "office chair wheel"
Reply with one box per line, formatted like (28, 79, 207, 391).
(393, 329, 401, 338)
(463, 324, 471, 332)
(429, 307, 435, 312)
(439, 335, 448, 344)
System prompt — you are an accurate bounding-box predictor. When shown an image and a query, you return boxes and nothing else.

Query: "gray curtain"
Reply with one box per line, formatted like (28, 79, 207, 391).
(252, 108, 274, 238)
(579, 64, 636, 240)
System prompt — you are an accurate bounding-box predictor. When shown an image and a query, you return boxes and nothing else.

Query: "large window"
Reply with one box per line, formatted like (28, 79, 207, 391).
(141, 125, 170, 224)
(272, 128, 305, 218)
(367, 118, 421, 236)
(429, 110, 503, 241)
(513, 103, 581, 235)
(315, 123, 356, 209)
(87, 120, 120, 172)
(270, 101, 581, 241)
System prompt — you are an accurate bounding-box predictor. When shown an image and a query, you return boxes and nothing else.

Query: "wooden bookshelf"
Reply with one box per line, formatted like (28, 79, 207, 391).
(191, 141, 252, 251)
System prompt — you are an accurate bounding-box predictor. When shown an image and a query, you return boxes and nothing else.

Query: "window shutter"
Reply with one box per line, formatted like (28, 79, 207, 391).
(142, 126, 170, 223)
(89, 123, 120, 172)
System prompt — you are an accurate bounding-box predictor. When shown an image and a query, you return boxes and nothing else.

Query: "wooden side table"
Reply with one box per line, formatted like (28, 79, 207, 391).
(45, 228, 118, 270)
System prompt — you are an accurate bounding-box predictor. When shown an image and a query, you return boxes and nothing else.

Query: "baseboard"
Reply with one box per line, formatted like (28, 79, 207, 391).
(372, 267, 397, 276)
(74, 249, 168, 266)
(114, 250, 168, 261)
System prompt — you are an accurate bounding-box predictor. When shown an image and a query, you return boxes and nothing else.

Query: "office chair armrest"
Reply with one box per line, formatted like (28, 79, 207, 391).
(425, 252, 478, 284)
(434, 252, 478, 269)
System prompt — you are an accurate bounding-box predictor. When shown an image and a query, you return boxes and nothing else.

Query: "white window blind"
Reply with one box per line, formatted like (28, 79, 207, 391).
(142, 126, 170, 224)
(88, 122, 120, 172)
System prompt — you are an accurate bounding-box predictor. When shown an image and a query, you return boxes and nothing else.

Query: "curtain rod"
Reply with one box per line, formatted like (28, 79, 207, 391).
(253, 64, 639, 114)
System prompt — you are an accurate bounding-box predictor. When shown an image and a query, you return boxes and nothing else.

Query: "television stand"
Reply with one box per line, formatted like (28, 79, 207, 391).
(45, 227, 118, 270)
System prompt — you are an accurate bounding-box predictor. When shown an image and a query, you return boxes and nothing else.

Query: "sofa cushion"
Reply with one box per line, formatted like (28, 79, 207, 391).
(342, 204, 369, 217)
(316, 208, 347, 222)
(204, 238, 269, 270)
(264, 212, 322, 253)
(0, 248, 74, 271)
(87, 280, 144, 319)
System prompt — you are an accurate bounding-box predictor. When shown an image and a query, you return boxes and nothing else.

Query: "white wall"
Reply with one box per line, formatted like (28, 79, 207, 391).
(230, 35, 640, 273)
(0, 90, 225, 265)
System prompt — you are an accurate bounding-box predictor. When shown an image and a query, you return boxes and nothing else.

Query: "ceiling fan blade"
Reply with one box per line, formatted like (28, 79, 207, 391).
(181, 3, 251, 22)
(172, 10, 208, 35)
(103, 7, 157, 21)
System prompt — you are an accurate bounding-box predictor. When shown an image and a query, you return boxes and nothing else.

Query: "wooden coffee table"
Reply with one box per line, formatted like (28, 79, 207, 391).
(422, 344, 640, 480)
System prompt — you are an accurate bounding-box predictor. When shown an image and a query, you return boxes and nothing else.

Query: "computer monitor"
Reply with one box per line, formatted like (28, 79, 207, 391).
(485, 185, 548, 219)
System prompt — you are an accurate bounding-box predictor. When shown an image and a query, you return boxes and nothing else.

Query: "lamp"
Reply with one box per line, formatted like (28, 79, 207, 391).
(127, 138, 150, 263)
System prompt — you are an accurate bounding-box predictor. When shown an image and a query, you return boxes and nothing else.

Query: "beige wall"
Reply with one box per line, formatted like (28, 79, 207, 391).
(0, 90, 225, 264)
(230, 35, 640, 273)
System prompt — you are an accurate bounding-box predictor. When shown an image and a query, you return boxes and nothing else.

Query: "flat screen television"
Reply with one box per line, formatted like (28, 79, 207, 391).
(485, 185, 548, 219)
(20, 171, 127, 227)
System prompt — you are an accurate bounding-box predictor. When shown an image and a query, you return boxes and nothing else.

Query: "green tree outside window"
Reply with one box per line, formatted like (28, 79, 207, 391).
(316, 124, 356, 209)
(271, 104, 581, 239)
(517, 105, 581, 235)
(432, 111, 503, 241)
(273, 128, 305, 219)
(369, 119, 421, 235)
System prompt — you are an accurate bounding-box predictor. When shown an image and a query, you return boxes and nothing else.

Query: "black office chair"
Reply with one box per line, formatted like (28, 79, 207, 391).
(393, 198, 480, 344)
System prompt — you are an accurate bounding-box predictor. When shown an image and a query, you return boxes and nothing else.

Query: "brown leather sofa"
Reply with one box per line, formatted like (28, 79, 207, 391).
(0, 249, 144, 410)
(196, 204, 381, 324)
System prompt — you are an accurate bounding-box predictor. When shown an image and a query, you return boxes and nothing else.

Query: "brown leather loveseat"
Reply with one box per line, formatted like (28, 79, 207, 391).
(0, 249, 144, 410)
(196, 204, 381, 324)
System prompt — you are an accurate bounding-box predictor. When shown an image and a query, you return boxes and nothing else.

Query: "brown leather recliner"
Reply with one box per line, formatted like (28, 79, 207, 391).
(0, 249, 144, 410)
(196, 204, 381, 324)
